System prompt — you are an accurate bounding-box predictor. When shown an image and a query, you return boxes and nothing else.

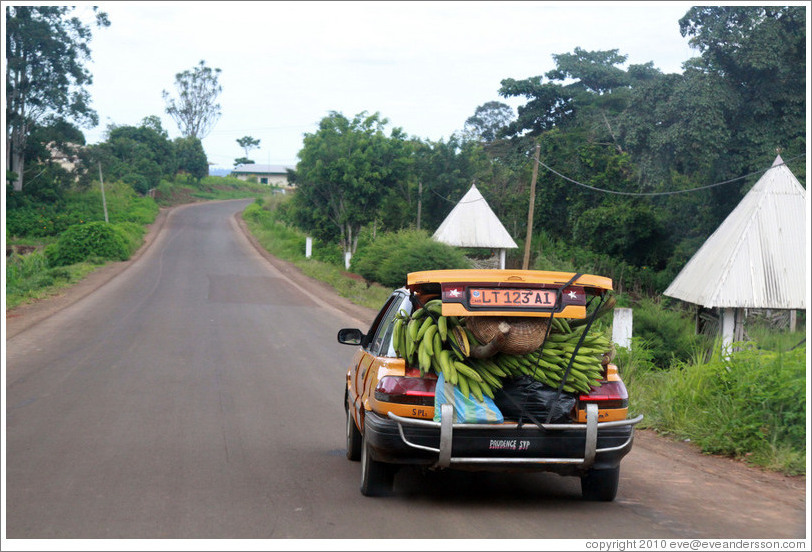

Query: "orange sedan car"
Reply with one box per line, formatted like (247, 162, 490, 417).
(339, 269, 642, 500)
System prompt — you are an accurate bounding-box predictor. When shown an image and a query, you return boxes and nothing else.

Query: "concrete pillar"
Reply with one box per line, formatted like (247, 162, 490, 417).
(612, 308, 633, 350)
(721, 307, 736, 357)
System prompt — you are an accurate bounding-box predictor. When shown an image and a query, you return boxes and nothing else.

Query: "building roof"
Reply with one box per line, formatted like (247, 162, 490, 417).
(663, 155, 807, 309)
(232, 163, 294, 174)
(432, 184, 518, 249)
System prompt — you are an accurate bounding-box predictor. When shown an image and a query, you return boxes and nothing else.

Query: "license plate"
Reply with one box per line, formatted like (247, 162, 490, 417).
(469, 288, 556, 308)
(487, 438, 534, 452)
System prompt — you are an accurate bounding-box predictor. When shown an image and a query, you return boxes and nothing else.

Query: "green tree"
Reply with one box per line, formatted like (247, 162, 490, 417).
(5, 5, 109, 191)
(463, 101, 515, 142)
(618, 5, 806, 241)
(162, 60, 222, 139)
(84, 116, 177, 193)
(175, 136, 208, 181)
(498, 77, 574, 137)
(678, 5, 806, 179)
(290, 111, 412, 257)
(412, 136, 489, 233)
(236, 136, 260, 158)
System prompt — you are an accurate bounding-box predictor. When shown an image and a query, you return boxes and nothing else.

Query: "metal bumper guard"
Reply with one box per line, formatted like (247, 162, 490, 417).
(388, 403, 644, 470)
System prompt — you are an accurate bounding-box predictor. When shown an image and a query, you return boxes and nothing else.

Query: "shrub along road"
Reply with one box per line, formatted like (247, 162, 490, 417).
(4, 200, 806, 540)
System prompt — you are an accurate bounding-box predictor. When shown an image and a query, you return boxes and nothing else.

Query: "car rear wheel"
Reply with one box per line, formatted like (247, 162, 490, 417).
(581, 467, 620, 501)
(346, 404, 362, 461)
(360, 434, 395, 496)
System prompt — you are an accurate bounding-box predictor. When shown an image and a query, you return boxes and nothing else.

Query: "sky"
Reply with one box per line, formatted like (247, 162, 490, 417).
(68, 1, 705, 170)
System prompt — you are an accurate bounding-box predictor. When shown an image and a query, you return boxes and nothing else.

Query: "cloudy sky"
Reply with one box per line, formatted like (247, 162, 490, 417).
(76, 1, 702, 170)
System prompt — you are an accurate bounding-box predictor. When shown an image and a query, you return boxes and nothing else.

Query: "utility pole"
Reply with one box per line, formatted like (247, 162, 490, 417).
(522, 144, 540, 270)
(98, 162, 109, 223)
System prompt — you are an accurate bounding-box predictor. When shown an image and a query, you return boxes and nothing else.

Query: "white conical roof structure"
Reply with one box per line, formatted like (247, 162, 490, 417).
(664, 155, 807, 309)
(432, 184, 518, 249)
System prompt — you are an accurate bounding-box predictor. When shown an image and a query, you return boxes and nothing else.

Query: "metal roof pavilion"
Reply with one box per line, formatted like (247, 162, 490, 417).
(664, 155, 807, 310)
(432, 184, 518, 249)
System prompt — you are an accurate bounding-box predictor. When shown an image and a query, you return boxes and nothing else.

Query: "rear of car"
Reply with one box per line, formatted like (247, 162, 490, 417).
(339, 269, 642, 500)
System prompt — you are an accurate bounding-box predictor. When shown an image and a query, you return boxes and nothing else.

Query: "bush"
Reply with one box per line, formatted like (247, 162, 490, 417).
(626, 341, 806, 475)
(351, 229, 472, 288)
(6, 181, 159, 238)
(46, 222, 133, 267)
(630, 297, 709, 368)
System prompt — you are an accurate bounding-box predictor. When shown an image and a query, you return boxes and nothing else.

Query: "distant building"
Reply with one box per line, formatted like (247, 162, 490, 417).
(231, 163, 296, 187)
(46, 142, 82, 173)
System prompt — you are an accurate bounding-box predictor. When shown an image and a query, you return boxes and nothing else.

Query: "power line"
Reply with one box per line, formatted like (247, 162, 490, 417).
(419, 153, 805, 205)
(428, 186, 486, 205)
(534, 153, 806, 197)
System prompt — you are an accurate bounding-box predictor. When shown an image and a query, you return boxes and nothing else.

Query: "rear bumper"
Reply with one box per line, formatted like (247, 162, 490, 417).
(364, 403, 643, 475)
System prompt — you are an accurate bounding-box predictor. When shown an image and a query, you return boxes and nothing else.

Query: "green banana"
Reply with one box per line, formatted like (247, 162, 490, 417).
(453, 361, 483, 383)
(425, 299, 443, 315)
(432, 331, 443, 359)
(437, 316, 448, 342)
(468, 378, 484, 402)
(423, 325, 438, 356)
(416, 316, 435, 341)
(408, 317, 420, 341)
(418, 337, 432, 375)
(457, 373, 470, 399)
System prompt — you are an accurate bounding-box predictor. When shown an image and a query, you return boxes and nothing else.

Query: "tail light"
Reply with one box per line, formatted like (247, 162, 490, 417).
(578, 380, 629, 410)
(374, 371, 437, 406)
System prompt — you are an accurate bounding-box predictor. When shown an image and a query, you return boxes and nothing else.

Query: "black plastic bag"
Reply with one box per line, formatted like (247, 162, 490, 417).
(493, 376, 576, 424)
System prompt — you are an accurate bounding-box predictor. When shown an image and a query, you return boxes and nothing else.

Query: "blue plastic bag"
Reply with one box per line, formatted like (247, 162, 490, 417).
(433, 373, 504, 424)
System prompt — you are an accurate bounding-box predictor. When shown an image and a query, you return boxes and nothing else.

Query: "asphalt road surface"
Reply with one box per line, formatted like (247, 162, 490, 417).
(5, 200, 807, 542)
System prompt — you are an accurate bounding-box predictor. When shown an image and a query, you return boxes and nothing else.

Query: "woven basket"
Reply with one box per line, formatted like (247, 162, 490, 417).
(467, 316, 549, 355)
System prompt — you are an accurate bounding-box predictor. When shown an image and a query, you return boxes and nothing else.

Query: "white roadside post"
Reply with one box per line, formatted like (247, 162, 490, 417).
(720, 307, 736, 359)
(612, 308, 633, 350)
(305, 237, 312, 258)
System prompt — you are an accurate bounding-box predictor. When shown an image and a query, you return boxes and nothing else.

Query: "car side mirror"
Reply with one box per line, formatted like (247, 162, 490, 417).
(337, 328, 364, 345)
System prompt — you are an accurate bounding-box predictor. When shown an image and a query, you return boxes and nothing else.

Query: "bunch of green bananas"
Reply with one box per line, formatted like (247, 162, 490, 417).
(392, 299, 612, 402)
(487, 316, 610, 394)
(392, 300, 499, 402)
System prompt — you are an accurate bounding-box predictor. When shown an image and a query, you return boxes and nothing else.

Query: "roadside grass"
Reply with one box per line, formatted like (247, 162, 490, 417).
(618, 334, 807, 475)
(241, 199, 393, 311)
(6, 248, 100, 310)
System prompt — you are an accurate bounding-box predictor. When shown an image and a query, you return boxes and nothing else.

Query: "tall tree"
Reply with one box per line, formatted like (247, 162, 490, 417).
(463, 101, 515, 142)
(5, 5, 109, 191)
(678, 5, 806, 177)
(162, 60, 222, 139)
(236, 135, 260, 158)
(291, 111, 412, 257)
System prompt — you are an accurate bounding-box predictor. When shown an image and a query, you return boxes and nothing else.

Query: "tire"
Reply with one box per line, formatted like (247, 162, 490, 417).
(581, 467, 620, 501)
(360, 434, 395, 496)
(346, 403, 362, 461)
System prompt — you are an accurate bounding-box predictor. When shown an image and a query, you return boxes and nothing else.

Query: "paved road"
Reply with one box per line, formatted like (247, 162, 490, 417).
(5, 200, 807, 541)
